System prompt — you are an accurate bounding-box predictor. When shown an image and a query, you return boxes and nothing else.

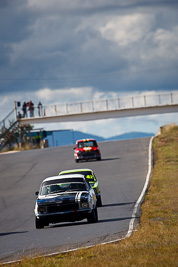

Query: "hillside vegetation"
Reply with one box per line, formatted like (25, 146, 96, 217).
(3, 124, 178, 267)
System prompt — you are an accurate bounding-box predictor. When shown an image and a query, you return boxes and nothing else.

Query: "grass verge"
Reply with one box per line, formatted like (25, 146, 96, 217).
(2, 125, 178, 267)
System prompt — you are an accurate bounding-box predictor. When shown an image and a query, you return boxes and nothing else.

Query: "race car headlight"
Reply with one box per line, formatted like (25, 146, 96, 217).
(81, 202, 89, 209)
(38, 206, 47, 214)
(90, 183, 95, 187)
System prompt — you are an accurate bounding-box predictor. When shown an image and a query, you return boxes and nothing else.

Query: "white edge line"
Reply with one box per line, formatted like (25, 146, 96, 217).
(1, 137, 154, 266)
(125, 136, 154, 238)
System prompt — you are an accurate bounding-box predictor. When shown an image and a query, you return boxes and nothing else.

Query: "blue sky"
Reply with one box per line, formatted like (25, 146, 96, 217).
(0, 0, 178, 137)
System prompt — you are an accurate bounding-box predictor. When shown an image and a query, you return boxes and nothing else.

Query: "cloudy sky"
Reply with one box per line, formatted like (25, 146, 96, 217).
(0, 0, 178, 138)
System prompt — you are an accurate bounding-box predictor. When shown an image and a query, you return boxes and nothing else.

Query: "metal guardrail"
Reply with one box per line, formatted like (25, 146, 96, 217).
(16, 91, 178, 118)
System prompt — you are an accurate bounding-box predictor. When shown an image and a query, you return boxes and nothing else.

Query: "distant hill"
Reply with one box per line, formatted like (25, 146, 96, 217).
(73, 131, 154, 142)
(105, 132, 154, 141)
(45, 130, 154, 147)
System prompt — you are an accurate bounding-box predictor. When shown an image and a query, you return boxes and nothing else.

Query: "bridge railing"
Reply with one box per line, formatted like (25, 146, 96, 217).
(16, 91, 178, 119)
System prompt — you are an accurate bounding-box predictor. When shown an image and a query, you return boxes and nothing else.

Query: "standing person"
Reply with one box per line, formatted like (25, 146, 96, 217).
(28, 100, 34, 117)
(38, 101, 42, 116)
(17, 111, 22, 119)
(22, 101, 27, 118)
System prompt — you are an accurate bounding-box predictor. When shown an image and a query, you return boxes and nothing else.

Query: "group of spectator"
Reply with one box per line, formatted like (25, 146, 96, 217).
(17, 101, 43, 119)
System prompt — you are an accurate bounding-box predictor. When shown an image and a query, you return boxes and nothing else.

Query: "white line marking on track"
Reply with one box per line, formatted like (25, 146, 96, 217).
(125, 136, 153, 238)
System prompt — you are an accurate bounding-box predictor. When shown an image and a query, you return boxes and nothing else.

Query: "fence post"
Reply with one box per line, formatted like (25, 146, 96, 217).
(171, 92, 173, 104)
(66, 103, 68, 114)
(106, 100, 108, 110)
(144, 95, 146, 106)
(118, 98, 120, 109)
(91, 101, 94, 111)
(132, 97, 134, 107)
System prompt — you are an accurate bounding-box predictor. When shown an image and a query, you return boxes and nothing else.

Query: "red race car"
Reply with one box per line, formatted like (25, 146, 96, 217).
(74, 139, 101, 163)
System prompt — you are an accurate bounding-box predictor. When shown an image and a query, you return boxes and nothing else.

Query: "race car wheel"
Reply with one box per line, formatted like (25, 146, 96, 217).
(35, 217, 45, 229)
(75, 159, 79, 163)
(97, 157, 101, 161)
(87, 207, 98, 223)
(97, 196, 102, 207)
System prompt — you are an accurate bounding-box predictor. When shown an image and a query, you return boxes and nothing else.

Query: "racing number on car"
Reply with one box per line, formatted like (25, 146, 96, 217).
(84, 147, 92, 151)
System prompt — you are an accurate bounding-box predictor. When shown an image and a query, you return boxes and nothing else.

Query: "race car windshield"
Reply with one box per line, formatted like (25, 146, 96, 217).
(40, 182, 87, 195)
(77, 141, 97, 148)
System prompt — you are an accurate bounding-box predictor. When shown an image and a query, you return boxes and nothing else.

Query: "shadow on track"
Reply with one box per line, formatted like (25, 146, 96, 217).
(76, 157, 120, 163)
(97, 217, 138, 223)
(45, 201, 136, 229)
(47, 215, 137, 229)
(102, 202, 135, 208)
(0, 231, 28, 237)
(99, 158, 120, 161)
(49, 221, 88, 229)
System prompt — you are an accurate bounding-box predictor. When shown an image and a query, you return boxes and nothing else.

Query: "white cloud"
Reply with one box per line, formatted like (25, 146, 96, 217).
(152, 26, 178, 60)
(35, 87, 123, 104)
(35, 87, 94, 103)
(2, 2, 177, 97)
(99, 14, 155, 47)
(98, 13, 178, 71)
(0, 96, 10, 108)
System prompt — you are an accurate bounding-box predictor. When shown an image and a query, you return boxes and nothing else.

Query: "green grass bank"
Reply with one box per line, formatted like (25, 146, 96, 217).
(3, 125, 178, 267)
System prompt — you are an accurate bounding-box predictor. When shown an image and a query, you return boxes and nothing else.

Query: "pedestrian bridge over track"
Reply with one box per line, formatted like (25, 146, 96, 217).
(18, 91, 178, 126)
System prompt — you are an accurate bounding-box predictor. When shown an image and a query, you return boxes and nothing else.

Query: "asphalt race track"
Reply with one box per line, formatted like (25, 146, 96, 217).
(0, 137, 151, 263)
